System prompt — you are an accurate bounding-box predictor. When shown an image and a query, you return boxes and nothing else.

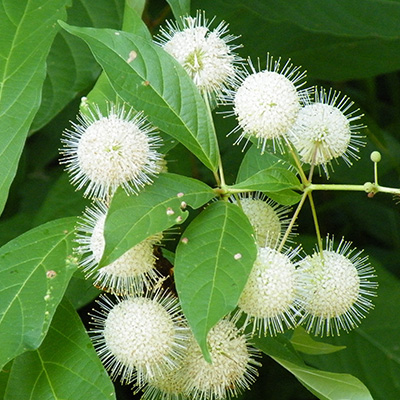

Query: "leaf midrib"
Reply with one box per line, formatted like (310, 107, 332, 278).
(74, 26, 216, 168)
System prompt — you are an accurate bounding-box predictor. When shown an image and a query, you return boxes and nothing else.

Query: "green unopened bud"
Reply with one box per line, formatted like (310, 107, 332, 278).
(370, 151, 381, 163)
(363, 182, 375, 193)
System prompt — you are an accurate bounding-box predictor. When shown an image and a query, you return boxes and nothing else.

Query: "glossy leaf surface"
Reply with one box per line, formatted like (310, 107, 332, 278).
(4, 299, 115, 400)
(0, 0, 69, 215)
(175, 201, 257, 360)
(101, 173, 215, 267)
(193, 0, 400, 81)
(60, 22, 219, 171)
(254, 335, 373, 400)
(0, 217, 77, 369)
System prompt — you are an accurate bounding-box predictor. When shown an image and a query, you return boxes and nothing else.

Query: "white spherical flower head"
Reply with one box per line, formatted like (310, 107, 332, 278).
(296, 237, 377, 336)
(223, 55, 307, 153)
(140, 364, 187, 400)
(180, 318, 261, 400)
(238, 246, 301, 336)
(289, 87, 365, 176)
(60, 104, 162, 200)
(232, 193, 291, 248)
(90, 292, 190, 386)
(155, 11, 241, 99)
(75, 201, 162, 295)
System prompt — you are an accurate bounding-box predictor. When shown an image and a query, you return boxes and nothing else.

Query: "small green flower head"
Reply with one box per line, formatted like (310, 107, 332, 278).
(231, 193, 292, 248)
(155, 11, 241, 100)
(75, 201, 163, 295)
(288, 87, 365, 176)
(90, 291, 190, 387)
(223, 55, 307, 153)
(238, 246, 301, 336)
(296, 236, 377, 336)
(180, 317, 261, 400)
(370, 151, 381, 163)
(60, 104, 162, 200)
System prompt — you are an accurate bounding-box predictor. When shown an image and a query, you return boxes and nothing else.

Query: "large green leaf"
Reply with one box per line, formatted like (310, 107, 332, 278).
(82, 0, 151, 114)
(80, 1, 180, 154)
(3, 299, 115, 400)
(0, 217, 77, 369)
(33, 173, 89, 226)
(65, 269, 101, 310)
(237, 145, 297, 182)
(290, 327, 346, 356)
(231, 166, 302, 192)
(0, 361, 12, 399)
(123, 0, 151, 39)
(100, 173, 215, 267)
(31, 0, 125, 131)
(0, 0, 69, 215)
(193, 0, 400, 81)
(166, 0, 191, 21)
(175, 201, 257, 361)
(236, 145, 302, 205)
(236, 145, 301, 206)
(253, 335, 373, 400)
(60, 22, 220, 171)
(302, 264, 400, 400)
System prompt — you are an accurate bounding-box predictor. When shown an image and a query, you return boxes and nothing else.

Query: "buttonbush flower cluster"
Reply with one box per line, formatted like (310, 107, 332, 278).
(57, 8, 383, 400)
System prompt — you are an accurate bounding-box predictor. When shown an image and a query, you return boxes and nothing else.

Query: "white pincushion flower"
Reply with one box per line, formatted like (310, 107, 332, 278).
(140, 363, 187, 400)
(288, 87, 365, 176)
(296, 236, 377, 336)
(76, 201, 162, 295)
(179, 318, 260, 400)
(231, 193, 292, 248)
(155, 11, 241, 99)
(238, 246, 301, 336)
(223, 55, 307, 152)
(90, 291, 190, 386)
(60, 104, 162, 200)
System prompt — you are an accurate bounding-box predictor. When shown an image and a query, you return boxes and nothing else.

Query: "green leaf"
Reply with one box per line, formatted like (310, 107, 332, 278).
(175, 201, 257, 361)
(100, 173, 215, 267)
(193, 0, 400, 81)
(253, 335, 373, 400)
(267, 189, 302, 206)
(236, 145, 302, 204)
(0, 217, 77, 369)
(290, 327, 346, 355)
(277, 359, 373, 400)
(81, 0, 151, 114)
(0, 361, 12, 399)
(31, 0, 125, 131)
(60, 22, 220, 171)
(302, 263, 400, 400)
(65, 265, 101, 310)
(4, 299, 115, 400)
(33, 173, 89, 226)
(231, 167, 302, 192)
(0, 0, 69, 215)
(123, 0, 151, 39)
(237, 145, 293, 183)
(166, 0, 191, 21)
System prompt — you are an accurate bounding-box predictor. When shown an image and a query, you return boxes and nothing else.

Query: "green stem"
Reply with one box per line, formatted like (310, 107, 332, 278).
(374, 161, 379, 186)
(307, 191, 324, 253)
(203, 93, 226, 190)
(213, 170, 221, 187)
(307, 183, 366, 192)
(307, 182, 400, 196)
(285, 139, 308, 185)
(278, 190, 308, 252)
(374, 185, 400, 195)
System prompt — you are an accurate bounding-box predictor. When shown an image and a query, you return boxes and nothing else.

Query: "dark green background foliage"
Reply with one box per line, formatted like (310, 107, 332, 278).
(1, 0, 400, 399)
